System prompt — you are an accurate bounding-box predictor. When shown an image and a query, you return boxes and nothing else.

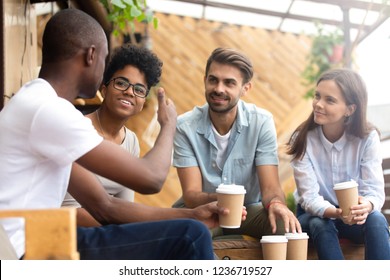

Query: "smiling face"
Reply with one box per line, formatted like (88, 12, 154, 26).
(313, 79, 356, 136)
(100, 65, 147, 119)
(204, 62, 250, 114)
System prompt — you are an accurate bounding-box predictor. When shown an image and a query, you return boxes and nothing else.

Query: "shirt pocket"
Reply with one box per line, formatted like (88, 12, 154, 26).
(233, 156, 255, 185)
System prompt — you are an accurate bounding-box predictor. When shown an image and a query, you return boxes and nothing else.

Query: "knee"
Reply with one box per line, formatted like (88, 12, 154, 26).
(365, 211, 389, 228)
(182, 219, 210, 238)
(308, 217, 335, 234)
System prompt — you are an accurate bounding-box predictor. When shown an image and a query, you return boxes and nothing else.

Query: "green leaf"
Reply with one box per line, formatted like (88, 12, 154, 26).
(111, 0, 126, 9)
(130, 6, 142, 17)
(123, 0, 135, 5)
(145, 9, 154, 22)
(153, 17, 159, 29)
(136, 14, 146, 22)
(101, 0, 158, 36)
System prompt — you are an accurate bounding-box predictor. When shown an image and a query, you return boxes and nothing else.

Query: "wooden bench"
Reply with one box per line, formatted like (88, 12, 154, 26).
(213, 235, 364, 260)
(0, 208, 79, 260)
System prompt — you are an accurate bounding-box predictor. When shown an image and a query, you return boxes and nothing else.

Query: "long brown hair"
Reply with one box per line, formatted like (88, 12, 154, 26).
(286, 68, 377, 161)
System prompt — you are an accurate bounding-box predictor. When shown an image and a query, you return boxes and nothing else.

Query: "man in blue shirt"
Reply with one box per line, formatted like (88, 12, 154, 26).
(172, 47, 301, 238)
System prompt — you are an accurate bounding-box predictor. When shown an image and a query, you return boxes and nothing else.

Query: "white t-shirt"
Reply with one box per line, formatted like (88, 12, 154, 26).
(62, 127, 140, 207)
(0, 78, 103, 258)
(211, 124, 231, 170)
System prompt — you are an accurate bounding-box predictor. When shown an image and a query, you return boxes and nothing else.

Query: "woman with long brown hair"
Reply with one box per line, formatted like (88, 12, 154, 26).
(286, 68, 390, 259)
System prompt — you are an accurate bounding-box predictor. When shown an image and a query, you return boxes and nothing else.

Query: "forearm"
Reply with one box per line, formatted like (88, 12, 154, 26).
(262, 190, 286, 208)
(93, 197, 196, 224)
(141, 123, 176, 184)
(140, 89, 177, 185)
(76, 207, 101, 227)
(258, 165, 286, 207)
(183, 191, 217, 208)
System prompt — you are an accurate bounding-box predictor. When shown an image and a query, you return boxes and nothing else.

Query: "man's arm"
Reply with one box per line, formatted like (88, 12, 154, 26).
(257, 165, 301, 233)
(68, 162, 234, 228)
(177, 166, 217, 208)
(258, 165, 286, 207)
(76, 88, 176, 194)
(73, 188, 135, 227)
(75, 208, 101, 227)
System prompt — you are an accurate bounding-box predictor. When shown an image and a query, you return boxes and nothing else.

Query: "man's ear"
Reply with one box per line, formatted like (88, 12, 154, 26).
(241, 82, 252, 97)
(85, 45, 96, 66)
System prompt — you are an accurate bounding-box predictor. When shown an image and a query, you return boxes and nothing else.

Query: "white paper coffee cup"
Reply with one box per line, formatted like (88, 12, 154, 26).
(333, 180, 359, 218)
(285, 232, 309, 260)
(260, 235, 288, 260)
(216, 184, 246, 228)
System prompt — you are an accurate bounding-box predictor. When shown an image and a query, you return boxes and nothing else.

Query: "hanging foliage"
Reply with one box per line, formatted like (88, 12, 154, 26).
(100, 0, 158, 36)
(302, 22, 344, 99)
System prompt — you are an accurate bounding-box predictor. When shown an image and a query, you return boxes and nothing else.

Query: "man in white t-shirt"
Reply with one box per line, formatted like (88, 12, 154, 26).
(0, 9, 243, 260)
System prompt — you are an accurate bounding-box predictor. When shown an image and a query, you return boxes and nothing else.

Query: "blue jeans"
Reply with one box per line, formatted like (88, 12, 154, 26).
(297, 205, 390, 260)
(77, 219, 214, 260)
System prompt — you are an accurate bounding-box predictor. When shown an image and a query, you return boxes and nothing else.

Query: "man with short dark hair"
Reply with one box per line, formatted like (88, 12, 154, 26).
(0, 9, 240, 260)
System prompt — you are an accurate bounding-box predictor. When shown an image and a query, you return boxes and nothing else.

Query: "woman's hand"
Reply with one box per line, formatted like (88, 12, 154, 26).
(349, 196, 372, 225)
(324, 206, 342, 220)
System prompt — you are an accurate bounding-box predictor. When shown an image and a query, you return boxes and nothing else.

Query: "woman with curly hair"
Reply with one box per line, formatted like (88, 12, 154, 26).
(62, 44, 163, 226)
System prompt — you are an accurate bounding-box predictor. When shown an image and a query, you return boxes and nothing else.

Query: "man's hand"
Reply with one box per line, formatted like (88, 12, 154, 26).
(156, 87, 177, 131)
(192, 202, 247, 229)
(267, 201, 301, 233)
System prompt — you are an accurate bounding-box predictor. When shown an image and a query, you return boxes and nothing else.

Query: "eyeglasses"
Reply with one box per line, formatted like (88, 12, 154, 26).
(106, 77, 149, 98)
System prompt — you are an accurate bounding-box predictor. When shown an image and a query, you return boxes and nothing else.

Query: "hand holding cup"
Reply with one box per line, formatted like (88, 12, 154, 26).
(333, 180, 358, 224)
(216, 184, 246, 228)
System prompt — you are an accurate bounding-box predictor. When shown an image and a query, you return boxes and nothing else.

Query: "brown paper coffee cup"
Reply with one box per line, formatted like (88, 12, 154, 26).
(216, 184, 246, 228)
(333, 180, 358, 218)
(285, 232, 309, 260)
(260, 235, 288, 260)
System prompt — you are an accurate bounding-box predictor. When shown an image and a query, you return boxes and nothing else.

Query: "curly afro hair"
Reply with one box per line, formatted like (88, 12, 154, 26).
(103, 44, 163, 90)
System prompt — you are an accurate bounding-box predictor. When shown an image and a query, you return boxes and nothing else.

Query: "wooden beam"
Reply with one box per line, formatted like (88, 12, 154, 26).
(308, 0, 389, 12)
(355, 6, 390, 44)
(169, 0, 371, 30)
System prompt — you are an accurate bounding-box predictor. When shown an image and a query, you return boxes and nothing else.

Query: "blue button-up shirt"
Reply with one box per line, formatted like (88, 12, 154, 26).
(173, 100, 279, 206)
(292, 126, 385, 217)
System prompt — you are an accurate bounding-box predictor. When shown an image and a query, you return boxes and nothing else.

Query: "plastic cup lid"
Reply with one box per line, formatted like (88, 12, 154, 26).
(216, 184, 246, 195)
(260, 235, 288, 243)
(285, 232, 309, 240)
(333, 180, 358, 190)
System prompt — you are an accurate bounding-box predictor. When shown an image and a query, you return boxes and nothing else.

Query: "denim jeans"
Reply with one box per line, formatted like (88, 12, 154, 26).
(77, 219, 214, 260)
(297, 204, 390, 260)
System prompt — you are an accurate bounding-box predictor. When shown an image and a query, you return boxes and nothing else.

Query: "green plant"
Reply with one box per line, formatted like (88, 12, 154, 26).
(302, 22, 344, 99)
(286, 192, 296, 214)
(100, 0, 158, 36)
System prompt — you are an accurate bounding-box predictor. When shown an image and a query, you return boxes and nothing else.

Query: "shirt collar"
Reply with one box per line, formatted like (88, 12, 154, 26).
(197, 100, 247, 135)
(318, 126, 348, 152)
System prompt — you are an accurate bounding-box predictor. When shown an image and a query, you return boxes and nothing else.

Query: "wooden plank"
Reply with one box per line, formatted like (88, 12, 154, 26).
(0, 208, 79, 260)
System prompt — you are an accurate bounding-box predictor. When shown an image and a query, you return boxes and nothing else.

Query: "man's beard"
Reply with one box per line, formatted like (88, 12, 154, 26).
(207, 92, 239, 114)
